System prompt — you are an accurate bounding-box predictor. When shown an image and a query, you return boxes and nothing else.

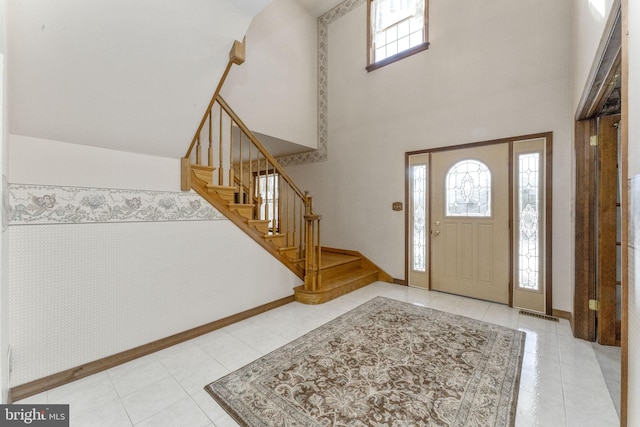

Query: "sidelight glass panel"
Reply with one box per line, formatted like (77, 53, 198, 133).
(445, 160, 492, 217)
(517, 153, 541, 291)
(412, 164, 427, 272)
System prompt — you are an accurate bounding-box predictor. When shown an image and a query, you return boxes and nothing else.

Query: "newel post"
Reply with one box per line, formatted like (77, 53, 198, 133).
(181, 157, 191, 191)
(303, 192, 322, 291)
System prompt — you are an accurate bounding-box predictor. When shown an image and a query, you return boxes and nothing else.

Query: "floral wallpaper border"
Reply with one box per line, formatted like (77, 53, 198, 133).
(9, 184, 226, 225)
(3, 176, 9, 231)
(277, 0, 365, 168)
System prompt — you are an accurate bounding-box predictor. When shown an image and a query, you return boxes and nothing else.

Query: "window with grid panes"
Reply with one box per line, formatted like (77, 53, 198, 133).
(367, 0, 429, 71)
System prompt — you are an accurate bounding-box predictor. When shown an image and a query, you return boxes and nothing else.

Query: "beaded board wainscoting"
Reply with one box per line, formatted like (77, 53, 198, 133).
(206, 296, 525, 427)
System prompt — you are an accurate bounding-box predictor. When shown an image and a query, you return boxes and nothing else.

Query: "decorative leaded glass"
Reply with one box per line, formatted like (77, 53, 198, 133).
(412, 164, 426, 272)
(445, 160, 491, 217)
(517, 153, 540, 291)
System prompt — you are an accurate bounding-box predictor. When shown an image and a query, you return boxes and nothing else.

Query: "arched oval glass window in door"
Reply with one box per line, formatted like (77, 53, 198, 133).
(445, 159, 492, 217)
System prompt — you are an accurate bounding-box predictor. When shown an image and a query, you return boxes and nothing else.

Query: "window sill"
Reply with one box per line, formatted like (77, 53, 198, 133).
(366, 42, 430, 72)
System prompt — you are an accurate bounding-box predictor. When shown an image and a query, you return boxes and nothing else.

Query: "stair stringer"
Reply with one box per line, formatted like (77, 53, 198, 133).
(190, 172, 305, 280)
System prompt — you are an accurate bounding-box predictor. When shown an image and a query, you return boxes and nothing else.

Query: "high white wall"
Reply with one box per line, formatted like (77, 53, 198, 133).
(626, 0, 640, 423)
(628, 2, 639, 179)
(286, 0, 574, 312)
(6, 136, 300, 387)
(222, 0, 317, 150)
(6, 0, 269, 159)
(9, 135, 180, 191)
(572, 0, 616, 111)
(0, 0, 8, 404)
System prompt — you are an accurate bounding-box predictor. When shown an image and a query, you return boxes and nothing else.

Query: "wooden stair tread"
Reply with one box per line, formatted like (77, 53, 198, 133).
(187, 165, 391, 304)
(192, 164, 215, 171)
(264, 233, 286, 241)
(317, 267, 378, 291)
(206, 184, 236, 190)
(320, 252, 361, 270)
(228, 203, 254, 208)
(293, 266, 381, 304)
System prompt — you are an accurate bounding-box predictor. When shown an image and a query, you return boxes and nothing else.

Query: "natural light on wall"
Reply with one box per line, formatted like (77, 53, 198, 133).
(588, 0, 605, 18)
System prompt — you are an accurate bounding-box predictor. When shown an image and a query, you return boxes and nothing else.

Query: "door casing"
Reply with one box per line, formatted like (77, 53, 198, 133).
(405, 132, 553, 313)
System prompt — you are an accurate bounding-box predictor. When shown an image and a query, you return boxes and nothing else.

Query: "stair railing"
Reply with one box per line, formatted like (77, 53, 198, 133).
(182, 72, 321, 288)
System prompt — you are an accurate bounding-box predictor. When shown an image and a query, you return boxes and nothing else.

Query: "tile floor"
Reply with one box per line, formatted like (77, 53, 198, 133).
(16, 282, 620, 426)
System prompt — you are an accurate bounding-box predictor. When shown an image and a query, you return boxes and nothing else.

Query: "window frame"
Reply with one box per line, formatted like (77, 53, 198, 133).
(366, 0, 430, 72)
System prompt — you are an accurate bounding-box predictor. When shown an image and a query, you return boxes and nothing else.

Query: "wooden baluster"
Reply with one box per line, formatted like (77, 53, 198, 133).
(195, 136, 201, 165)
(248, 140, 253, 215)
(299, 198, 303, 259)
(265, 162, 271, 231)
(208, 110, 213, 167)
(218, 104, 224, 186)
(284, 184, 289, 247)
(239, 132, 243, 203)
(292, 190, 297, 251)
(272, 169, 277, 234)
(316, 218, 321, 284)
(228, 119, 234, 187)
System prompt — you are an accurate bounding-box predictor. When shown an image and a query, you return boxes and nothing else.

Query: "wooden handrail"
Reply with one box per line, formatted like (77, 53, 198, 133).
(185, 39, 246, 159)
(183, 39, 321, 288)
(216, 96, 309, 203)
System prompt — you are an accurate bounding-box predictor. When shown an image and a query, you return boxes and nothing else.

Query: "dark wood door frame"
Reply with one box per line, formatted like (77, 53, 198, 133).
(573, 0, 628, 425)
(573, 0, 621, 340)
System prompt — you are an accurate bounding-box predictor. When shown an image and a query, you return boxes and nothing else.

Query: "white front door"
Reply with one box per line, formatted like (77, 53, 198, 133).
(430, 143, 510, 304)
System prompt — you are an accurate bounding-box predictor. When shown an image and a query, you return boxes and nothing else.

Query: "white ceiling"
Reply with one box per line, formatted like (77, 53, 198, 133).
(294, 0, 345, 17)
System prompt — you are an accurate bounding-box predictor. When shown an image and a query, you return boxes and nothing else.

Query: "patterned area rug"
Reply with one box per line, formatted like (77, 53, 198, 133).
(205, 297, 525, 426)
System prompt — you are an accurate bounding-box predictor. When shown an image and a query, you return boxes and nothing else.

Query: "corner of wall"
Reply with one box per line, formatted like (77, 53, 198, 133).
(0, 0, 9, 404)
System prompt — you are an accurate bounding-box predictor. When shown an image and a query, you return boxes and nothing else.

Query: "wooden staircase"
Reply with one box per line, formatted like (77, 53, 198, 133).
(181, 39, 392, 304)
(188, 165, 305, 277)
(186, 165, 392, 303)
(294, 248, 392, 304)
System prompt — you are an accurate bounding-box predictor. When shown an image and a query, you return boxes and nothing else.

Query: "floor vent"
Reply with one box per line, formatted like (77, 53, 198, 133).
(519, 310, 559, 322)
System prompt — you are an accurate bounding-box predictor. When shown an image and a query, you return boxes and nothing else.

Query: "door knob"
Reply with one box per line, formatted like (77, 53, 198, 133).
(433, 230, 440, 236)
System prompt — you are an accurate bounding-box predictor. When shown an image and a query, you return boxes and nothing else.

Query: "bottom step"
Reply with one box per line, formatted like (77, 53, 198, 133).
(293, 268, 379, 305)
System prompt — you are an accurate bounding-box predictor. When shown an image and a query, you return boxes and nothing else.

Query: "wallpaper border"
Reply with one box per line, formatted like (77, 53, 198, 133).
(9, 184, 226, 225)
(277, 0, 365, 167)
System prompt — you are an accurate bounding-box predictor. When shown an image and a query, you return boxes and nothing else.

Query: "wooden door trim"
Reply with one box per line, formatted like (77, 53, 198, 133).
(621, 0, 629, 424)
(508, 142, 514, 307)
(404, 131, 553, 312)
(546, 137, 554, 315)
(597, 114, 621, 346)
(574, 119, 598, 341)
(576, 0, 621, 120)
(574, 1, 627, 422)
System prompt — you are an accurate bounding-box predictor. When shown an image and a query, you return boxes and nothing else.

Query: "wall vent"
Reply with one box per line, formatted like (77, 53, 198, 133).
(519, 310, 559, 322)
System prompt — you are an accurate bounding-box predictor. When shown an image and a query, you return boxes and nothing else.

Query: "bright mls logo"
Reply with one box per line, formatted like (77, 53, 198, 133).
(0, 405, 69, 426)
